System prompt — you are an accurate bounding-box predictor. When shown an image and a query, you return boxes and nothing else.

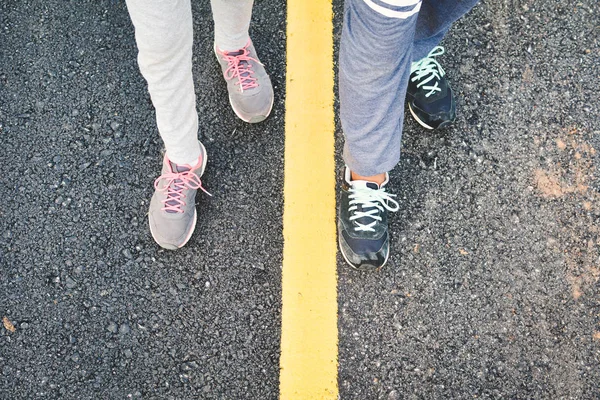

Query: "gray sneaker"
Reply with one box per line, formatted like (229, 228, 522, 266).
(148, 142, 209, 250)
(214, 39, 274, 123)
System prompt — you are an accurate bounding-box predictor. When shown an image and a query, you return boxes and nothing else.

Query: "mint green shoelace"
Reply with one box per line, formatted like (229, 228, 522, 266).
(410, 46, 446, 98)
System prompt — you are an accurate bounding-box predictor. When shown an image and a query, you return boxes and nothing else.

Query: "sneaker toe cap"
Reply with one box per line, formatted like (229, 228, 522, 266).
(148, 209, 197, 250)
(340, 230, 389, 270)
(230, 81, 274, 122)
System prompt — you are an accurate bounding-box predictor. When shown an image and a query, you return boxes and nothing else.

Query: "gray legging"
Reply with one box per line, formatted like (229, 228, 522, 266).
(340, 0, 479, 176)
(125, 0, 254, 166)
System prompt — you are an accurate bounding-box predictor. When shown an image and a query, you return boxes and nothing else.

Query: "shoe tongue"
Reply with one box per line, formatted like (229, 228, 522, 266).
(170, 161, 191, 173)
(164, 162, 190, 214)
(351, 180, 380, 190)
(350, 180, 382, 227)
(226, 49, 244, 56)
(226, 49, 252, 79)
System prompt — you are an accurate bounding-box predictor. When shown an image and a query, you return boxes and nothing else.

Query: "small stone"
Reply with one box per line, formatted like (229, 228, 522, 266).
(253, 262, 265, 271)
(122, 249, 133, 259)
(65, 277, 77, 289)
(110, 122, 121, 131)
(48, 275, 60, 286)
(100, 149, 113, 157)
(181, 361, 199, 371)
(388, 390, 400, 400)
(20, 322, 29, 329)
(71, 353, 80, 362)
(91, 123, 101, 131)
(107, 322, 118, 333)
(119, 323, 130, 335)
(71, 109, 79, 117)
(124, 349, 133, 358)
(205, 281, 210, 288)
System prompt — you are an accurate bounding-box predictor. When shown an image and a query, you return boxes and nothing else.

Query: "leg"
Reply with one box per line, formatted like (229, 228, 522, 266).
(407, 0, 479, 129)
(337, 0, 478, 270)
(338, 0, 420, 270)
(125, 0, 200, 165)
(211, 0, 274, 123)
(126, 0, 207, 250)
(210, 0, 254, 51)
(412, 0, 480, 61)
(339, 0, 420, 177)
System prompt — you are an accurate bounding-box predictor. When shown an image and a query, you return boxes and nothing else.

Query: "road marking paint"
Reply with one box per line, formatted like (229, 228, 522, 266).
(280, 0, 337, 399)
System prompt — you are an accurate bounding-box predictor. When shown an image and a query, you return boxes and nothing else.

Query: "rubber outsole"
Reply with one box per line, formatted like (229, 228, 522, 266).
(408, 103, 455, 130)
(408, 103, 435, 130)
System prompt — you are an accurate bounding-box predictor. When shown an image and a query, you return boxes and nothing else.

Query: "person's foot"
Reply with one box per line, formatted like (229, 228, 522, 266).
(214, 39, 274, 123)
(406, 46, 456, 130)
(148, 142, 210, 250)
(338, 167, 400, 270)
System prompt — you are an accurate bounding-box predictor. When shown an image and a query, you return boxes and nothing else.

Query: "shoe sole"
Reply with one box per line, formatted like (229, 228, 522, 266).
(408, 103, 454, 130)
(149, 142, 208, 250)
(408, 103, 435, 130)
(338, 234, 389, 272)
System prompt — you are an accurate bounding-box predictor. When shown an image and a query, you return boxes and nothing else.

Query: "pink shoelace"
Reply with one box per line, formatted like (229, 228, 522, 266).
(154, 171, 211, 213)
(220, 47, 260, 92)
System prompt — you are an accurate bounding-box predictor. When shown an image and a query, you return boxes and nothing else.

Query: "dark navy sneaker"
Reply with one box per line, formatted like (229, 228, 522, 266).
(406, 46, 456, 130)
(338, 167, 399, 271)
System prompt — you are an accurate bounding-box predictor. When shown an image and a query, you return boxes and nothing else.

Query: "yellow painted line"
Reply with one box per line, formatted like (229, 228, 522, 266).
(280, 0, 337, 399)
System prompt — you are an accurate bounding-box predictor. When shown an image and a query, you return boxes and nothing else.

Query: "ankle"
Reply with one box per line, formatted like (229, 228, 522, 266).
(215, 38, 250, 53)
(350, 171, 387, 186)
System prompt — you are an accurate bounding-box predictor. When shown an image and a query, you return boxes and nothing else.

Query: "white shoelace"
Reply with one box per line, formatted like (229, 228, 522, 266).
(410, 46, 446, 98)
(348, 186, 400, 232)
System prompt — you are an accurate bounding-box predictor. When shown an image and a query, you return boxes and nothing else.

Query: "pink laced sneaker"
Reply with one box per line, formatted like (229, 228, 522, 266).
(148, 142, 209, 250)
(215, 39, 274, 123)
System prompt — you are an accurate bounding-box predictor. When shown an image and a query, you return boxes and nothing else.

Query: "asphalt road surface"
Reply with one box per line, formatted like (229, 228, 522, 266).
(1, 0, 599, 399)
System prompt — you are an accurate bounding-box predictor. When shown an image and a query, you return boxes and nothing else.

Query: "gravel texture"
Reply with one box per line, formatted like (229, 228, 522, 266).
(335, 1, 600, 399)
(1, 0, 599, 399)
(1, 0, 284, 398)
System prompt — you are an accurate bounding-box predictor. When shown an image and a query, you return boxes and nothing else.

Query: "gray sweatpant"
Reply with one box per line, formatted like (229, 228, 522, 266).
(125, 0, 254, 166)
(340, 0, 479, 176)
